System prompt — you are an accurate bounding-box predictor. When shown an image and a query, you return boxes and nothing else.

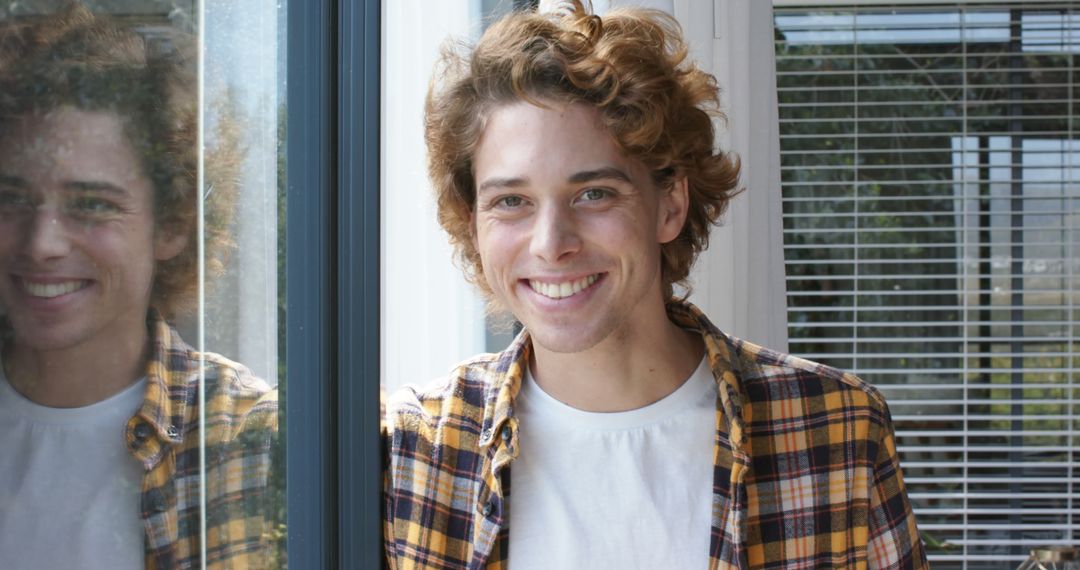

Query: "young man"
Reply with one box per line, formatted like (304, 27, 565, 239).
(0, 6, 278, 568)
(384, 2, 927, 568)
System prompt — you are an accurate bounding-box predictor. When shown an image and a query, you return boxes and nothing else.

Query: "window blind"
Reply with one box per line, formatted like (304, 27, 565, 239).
(774, 3, 1078, 568)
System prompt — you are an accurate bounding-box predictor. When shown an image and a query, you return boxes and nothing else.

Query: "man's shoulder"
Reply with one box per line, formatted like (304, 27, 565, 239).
(152, 316, 272, 392)
(672, 300, 888, 413)
(723, 334, 890, 415)
(386, 351, 504, 437)
(199, 352, 276, 403)
(153, 323, 278, 438)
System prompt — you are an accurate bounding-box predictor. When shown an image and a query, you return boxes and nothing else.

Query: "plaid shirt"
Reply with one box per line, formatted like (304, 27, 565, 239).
(384, 300, 927, 569)
(128, 314, 278, 569)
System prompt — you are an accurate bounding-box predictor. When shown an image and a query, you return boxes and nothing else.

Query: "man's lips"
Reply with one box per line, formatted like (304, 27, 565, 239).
(526, 273, 604, 300)
(15, 277, 91, 299)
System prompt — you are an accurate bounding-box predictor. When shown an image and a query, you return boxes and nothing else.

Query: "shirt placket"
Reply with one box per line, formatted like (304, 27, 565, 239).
(472, 420, 516, 570)
(128, 416, 179, 569)
(710, 368, 751, 570)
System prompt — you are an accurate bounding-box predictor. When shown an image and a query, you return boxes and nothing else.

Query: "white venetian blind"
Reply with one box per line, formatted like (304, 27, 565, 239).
(773, 2, 1078, 568)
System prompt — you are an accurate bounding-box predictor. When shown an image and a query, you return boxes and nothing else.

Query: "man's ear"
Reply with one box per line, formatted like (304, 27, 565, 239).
(154, 226, 189, 262)
(657, 175, 690, 244)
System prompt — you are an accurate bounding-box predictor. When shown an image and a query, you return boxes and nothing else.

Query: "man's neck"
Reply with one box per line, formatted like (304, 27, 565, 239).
(529, 306, 704, 413)
(3, 324, 150, 409)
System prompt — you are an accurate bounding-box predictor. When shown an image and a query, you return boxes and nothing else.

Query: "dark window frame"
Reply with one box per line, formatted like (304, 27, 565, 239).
(285, 0, 382, 567)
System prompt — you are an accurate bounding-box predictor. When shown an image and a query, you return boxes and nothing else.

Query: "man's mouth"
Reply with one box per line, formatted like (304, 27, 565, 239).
(19, 278, 90, 299)
(528, 273, 601, 300)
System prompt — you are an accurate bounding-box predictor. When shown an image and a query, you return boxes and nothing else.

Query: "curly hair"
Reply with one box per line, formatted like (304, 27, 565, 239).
(426, 0, 740, 300)
(0, 3, 239, 319)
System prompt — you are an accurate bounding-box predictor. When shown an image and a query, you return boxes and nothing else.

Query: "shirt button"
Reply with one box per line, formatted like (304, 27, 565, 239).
(133, 423, 152, 439)
(166, 425, 180, 439)
(481, 428, 493, 441)
(500, 426, 512, 442)
(482, 501, 493, 517)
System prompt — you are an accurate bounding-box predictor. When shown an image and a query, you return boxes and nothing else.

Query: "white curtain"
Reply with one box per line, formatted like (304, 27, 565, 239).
(381, 1, 490, 393)
(676, 0, 789, 352)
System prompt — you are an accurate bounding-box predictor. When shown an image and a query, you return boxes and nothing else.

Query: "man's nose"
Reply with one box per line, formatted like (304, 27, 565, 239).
(529, 204, 582, 263)
(22, 208, 71, 262)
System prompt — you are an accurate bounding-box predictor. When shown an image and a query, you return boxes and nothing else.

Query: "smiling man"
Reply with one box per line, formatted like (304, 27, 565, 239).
(383, 2, 927, 569)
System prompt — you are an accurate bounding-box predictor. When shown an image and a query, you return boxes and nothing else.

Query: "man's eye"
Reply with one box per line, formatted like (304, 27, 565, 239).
(0, 190, 33, 211)
(497, 195, 525, 208)
(580, 188, 610, 202)
(68, 197, 119, 215)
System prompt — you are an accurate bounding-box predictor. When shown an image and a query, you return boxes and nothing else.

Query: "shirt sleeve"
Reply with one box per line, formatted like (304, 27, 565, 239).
(867, 400, 930, 570)
(381, 386, 398, 570)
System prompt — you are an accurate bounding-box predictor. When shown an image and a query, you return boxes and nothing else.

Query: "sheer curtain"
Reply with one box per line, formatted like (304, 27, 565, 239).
(677, 0, 789, 351)
(382, 2, 489, 392)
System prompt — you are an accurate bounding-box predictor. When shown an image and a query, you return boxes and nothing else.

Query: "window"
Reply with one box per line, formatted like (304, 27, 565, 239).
(775, 2, 1078, 567)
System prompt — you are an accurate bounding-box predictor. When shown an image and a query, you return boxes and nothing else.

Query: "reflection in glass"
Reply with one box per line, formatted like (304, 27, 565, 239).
(0, 4, 282, 568)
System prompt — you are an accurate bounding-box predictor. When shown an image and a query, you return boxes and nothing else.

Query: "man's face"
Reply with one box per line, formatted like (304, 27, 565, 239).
(472, 101, 687, 354)
(0, 107, 185, 352)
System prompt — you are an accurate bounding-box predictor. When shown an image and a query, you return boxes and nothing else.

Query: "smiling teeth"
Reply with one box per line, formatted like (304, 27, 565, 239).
(21, 279, 87, 299)
(529, 274, 599, 300)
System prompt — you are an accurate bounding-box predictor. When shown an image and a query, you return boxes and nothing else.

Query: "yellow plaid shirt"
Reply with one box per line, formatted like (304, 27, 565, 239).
(384, 300, 928, 569)
(129, 314, 278, 569)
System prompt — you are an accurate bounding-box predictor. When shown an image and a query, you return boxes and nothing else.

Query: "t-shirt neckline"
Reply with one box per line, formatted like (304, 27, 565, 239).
(521, 355, 713, 431)
(0, 363, 147, 426)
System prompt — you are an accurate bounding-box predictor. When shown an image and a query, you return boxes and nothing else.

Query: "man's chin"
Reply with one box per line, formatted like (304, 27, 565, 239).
(526, 324, 609, 355)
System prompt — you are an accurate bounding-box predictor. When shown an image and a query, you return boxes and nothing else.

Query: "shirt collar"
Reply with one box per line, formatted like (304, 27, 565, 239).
(134, 310, 194, 446)
(667, 300, 748, 448)
(481, 299, 748, 451)
(479, 329, 530, 450)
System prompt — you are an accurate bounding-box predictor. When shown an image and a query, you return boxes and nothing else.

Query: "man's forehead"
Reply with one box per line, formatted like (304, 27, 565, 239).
(0, 109, 152, 199)
(473, 101, 644, 187)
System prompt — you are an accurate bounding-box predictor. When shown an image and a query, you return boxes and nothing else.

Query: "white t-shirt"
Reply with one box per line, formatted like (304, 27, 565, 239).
(0, 366, 147, 570)
(508, 357, 717, 570)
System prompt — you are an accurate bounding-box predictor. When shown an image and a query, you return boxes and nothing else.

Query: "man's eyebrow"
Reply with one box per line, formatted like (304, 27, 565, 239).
(476, 167, 633, 194)
(64, 181, 131, 196)
(477, 176, 528, 195)
(0, 174, 28, 188)
(567, 167, 632, 185)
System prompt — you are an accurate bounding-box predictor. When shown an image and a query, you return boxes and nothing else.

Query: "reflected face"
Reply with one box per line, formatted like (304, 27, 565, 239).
(472, 101, 686, 354)
(0, 108, 184, 352)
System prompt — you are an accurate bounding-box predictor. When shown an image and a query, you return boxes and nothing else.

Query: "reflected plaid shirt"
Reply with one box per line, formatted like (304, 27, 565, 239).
(129, 314, 278, 569)
(384, 300, 928, 569)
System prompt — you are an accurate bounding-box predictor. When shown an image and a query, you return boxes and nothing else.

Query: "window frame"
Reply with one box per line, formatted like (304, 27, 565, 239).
(285, 0, 383, 567)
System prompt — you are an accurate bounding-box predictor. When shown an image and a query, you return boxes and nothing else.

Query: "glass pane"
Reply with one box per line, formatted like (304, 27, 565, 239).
(202, 0, 286, 566)
(0, 2, 286, 567)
